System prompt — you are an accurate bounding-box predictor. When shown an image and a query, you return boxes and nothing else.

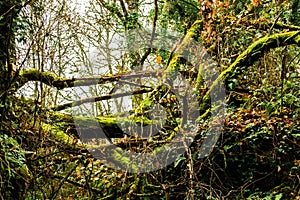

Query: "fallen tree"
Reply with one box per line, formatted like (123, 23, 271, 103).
(11, 21, 299, 146)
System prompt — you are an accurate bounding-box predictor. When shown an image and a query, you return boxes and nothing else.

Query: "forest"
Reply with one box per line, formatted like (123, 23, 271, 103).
(0, 0, 299, 199)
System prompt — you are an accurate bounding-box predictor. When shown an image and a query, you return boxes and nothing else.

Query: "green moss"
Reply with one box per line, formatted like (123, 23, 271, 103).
(74, 116, 117, 127)
(164, 20, 203, 79)
(112, 150, 139, 172)
(165, 54, 181, 76)
(203, 31, 300, 106)
(41, 122, 79, 147)
(129, 177, 139, 191)
(21, 69, 58, 82)
(165, 129, 177, 142)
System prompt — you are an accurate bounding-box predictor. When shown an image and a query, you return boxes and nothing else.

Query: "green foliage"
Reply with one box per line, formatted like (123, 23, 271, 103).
(158, 0, 200, 32)
(0, 133, 31, 200)
(127, 10, 140, 29)
(1, 0, 300, 199)
(289, 0, 300, 25)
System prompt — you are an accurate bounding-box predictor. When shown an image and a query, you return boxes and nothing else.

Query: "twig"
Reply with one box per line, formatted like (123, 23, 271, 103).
(269, 12, 281, 34)
(139, 0, 158, 67)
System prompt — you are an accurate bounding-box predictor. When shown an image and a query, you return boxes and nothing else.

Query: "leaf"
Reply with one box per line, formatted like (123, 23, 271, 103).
(156, 55, 162, 65)
(275, 193, 283, 200)
(174, 155, 186, 167)
(252, 0, 260, 7)
(12, 122, 18, 129)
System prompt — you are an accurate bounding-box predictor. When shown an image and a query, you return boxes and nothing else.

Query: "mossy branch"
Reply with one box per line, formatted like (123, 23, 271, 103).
(164, 20, 203, 77)
(48, 112, 164, 139)
(203, 30, 300, 102)
(19, 69, 163, 90)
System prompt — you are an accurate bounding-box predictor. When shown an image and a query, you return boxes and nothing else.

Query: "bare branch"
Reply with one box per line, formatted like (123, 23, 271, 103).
(52, 88, 153, 111)
(119, 0, 128, 23)
(139, 0, 158, 67)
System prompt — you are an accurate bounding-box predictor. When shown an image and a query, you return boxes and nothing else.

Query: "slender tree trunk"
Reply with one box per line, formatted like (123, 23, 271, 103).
(0, 0, 18, 118)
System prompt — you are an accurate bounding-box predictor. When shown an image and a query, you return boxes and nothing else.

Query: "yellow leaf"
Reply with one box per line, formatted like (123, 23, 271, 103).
(156, 55, 162, 65)
(277, 165, 281, 173)
(252, 0, 260, 6)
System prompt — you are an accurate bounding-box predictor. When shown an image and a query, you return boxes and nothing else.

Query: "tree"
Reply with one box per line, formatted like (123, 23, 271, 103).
(0, 0, 299, 199)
